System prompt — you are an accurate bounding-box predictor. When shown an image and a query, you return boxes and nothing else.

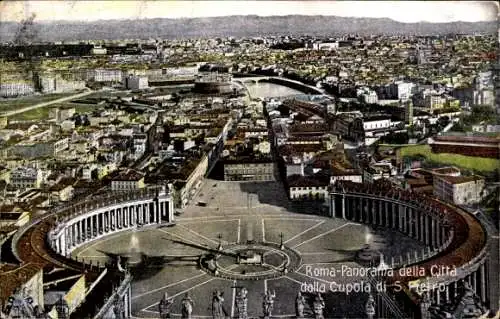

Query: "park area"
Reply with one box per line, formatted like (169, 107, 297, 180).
(398, 144, 499, 173)
(7, 102, 97, 121)
(0, 92, 77, 113)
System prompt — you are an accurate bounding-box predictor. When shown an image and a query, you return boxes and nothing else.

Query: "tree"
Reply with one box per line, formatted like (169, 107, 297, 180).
(74, 114, 82, 126)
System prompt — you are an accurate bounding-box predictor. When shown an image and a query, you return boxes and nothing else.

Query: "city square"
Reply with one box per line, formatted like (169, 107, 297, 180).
(72, 180, 424, 318)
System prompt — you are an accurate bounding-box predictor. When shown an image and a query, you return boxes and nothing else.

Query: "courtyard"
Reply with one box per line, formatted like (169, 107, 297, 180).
(72, 180, 424, 318)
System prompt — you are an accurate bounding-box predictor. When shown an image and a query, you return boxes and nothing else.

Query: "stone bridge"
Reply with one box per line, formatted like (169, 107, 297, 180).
(235, 76, 325, 95)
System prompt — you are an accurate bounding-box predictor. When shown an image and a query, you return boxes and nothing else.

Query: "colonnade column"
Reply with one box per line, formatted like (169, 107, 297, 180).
(61, 230, 67, 256)
(72, 223, 76, 246)
(116, 208, 120, 229)
(112, 209, 116, 230)
(330, 194, 336, 218)
(98, 213, 102, 234)
(138, 204, 142, 224)
(424, 215, 430, 246)
(388, 202, 393, 229)
(128, 206, 133, 226)
(364, 198, 369, 224)
(69, 223, 74, 246)
(406, 208, 411, 237)
(430, 218, 436, 248)
(419, 211, 424, 242)
(168, 199, 174, 223)
(119, 208, 123, 228)
(399, 205, 404, 233)
(441, 227, 446, 246)
(472, 271, 478, 297)
(162, 201, 167, 222)
(124, 207, 128, 227)
(89, 217, 92, 237)
(82, 218, 86, 240)
(71, 224, 75, 247)
(152, 201, 157, 223)
(363, 198, 369, 224)
(341, 195, 346, 219)
(80, 219, 85, 242)
(480, 263, 486, 303)
(378, 200, 383, 227)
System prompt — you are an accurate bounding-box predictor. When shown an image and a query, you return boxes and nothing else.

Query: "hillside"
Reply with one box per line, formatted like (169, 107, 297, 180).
(0, 15, 496, 42)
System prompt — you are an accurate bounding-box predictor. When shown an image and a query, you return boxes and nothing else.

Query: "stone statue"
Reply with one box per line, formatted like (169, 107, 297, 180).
(295, 291, 305, 318)
(113, 294, 125, 319)
(262, 290, 276, 318)
(365, 294, 375, 319)
(54, 294, 69, 319)
(420, 292, 432, 319)
(235, 288, 248, 319)
(159, 292, 174, 319)
(48, 228, 55, 243)
(117, 256, 125, 272)
(312, 292, 325, 319)
(4, 287, 36, 319)
(33, 306, 48, 319)
(181, 292, 194, 319)
(463, 280, 472, 292)
(212, 290, 226, 319)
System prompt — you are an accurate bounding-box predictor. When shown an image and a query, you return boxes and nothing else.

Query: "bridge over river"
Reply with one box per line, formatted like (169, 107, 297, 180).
(233, 76, 326, 96)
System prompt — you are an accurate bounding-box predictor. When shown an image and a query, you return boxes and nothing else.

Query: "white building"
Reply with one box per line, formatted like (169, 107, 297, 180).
(38, 75, 86, 93)
(0, 82, 35, 97)
(313, 42, 339, 50)
(424, 93, 448, 111)
(357, 87, 378, 104)
(473, 89, 494, 106)
(125, 75, 149, 90)
(91, 46, 107, 55)
(433, 175, 485, 206)
(132, 134, 147, 159)
(287, 174, 330, 200)
(363, 162, 396, 184)
(396, 81, 416, 100)
(89, 69, 123, 82)
(110, 169, 145, 191)
(10, 167, 43, 190)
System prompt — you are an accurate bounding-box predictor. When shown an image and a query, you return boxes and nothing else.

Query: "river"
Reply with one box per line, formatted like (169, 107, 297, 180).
(244, 82, 304, 98)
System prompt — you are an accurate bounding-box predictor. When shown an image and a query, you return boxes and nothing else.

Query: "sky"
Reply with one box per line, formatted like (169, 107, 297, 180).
(1, 1, 498, 23)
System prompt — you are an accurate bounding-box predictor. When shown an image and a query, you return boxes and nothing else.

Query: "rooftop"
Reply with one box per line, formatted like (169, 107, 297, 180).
(437, 175, 484, 185)
(287, 174, 330, 187)
(433, 135, 500, 145)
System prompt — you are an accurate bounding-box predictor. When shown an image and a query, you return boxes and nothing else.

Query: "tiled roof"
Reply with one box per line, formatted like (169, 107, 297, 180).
(288, 174, 330, 187)
(437, 175, 484, 185)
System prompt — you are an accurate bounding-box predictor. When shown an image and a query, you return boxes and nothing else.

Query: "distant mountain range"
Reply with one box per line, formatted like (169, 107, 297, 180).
(0, 15, 496, 42)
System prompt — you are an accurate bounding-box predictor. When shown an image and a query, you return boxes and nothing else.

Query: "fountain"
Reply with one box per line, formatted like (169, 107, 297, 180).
(127, 230, 142, 266)
(356, 226, 378, 266)
(364, 226, 372, 245)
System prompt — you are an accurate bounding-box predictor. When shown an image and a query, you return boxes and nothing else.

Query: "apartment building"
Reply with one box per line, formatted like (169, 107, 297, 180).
(433, 175, 485, 206)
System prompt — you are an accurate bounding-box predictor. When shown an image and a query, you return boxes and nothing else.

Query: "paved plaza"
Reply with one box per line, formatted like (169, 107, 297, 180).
(72, 180, 424, 318)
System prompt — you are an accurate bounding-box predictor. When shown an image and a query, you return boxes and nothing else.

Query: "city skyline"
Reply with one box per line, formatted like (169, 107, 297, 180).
(1, 0, 498, 23)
